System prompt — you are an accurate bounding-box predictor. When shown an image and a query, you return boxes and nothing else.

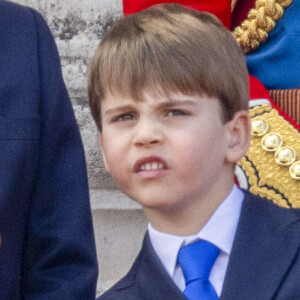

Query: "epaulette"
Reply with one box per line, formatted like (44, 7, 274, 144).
(236, 76, 300, 208)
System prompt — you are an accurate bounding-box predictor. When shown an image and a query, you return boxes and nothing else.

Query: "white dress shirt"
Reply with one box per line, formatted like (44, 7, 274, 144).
(148, 185, 244, 296)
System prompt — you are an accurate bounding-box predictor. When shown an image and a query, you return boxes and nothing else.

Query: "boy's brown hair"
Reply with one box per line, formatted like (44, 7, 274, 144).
(88, 3, 249, 131)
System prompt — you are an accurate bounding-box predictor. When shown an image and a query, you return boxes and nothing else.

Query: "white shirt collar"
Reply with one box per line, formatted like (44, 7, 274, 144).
(148, 185, 244, 279)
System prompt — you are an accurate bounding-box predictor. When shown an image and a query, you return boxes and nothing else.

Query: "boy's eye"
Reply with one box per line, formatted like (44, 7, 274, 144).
(113, 113, 135, 122)
(165, 109, 187, 116)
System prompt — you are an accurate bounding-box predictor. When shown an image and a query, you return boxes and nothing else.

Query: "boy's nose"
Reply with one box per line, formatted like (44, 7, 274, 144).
(133, 119, 163, 147)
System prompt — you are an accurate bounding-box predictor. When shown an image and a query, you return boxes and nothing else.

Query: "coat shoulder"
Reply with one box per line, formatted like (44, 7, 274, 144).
(0, 1, 33, 21)
(243, 190, 300, 234)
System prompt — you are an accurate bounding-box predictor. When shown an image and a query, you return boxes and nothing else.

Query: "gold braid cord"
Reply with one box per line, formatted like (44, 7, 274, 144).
(238, 104, 300, 208)
(233, 0, 293, 53)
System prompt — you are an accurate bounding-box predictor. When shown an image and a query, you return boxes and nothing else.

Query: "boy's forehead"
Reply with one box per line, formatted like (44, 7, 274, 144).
(102, 89, 210, 104)
(101, 90, 220, 115)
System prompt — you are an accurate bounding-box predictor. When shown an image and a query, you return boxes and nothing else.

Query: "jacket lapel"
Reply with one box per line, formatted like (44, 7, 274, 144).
(221, 192, 300, 299)
(115, 233, 186, 300)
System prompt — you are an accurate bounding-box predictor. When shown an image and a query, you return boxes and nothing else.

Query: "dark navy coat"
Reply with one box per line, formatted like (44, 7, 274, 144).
(0, 1, 98, 298)
(99, 192, 300, 300)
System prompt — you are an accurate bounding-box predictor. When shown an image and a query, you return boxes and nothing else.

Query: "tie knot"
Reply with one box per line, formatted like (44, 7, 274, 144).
(178, 240, 219, 284)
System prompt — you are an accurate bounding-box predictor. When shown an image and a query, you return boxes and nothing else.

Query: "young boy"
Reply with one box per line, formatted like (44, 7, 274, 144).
(88, 4, 300, 299)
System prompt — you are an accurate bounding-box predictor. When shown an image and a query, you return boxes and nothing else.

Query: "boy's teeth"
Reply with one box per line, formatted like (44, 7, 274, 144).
(140, 162, 164, 171)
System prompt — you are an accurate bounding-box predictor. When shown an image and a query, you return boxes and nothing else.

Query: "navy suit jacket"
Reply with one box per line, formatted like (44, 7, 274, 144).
(0, 1, 98, 298)
(99, 191, 300, 299)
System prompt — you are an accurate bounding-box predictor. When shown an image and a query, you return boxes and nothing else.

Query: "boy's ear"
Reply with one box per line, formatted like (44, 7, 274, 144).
(99, 133, 110, 173)
(225, 110, 251, 163)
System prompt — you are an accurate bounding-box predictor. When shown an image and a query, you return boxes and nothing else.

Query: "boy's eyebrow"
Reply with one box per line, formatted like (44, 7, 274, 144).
(156, 99, 198, 109)
(103, 99, 198, 116)
(104, 104, 136, 116)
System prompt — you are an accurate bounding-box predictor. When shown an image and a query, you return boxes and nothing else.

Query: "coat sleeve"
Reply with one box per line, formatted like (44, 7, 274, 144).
(20, 9, 98, 299)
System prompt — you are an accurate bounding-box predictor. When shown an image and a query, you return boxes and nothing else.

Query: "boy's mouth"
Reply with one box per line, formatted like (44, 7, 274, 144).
(139, 162, 164, 171)
(134, 156, 168, 173)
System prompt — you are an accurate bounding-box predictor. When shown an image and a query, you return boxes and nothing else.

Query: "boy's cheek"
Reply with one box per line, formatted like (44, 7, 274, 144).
(99, 133, 111, 173)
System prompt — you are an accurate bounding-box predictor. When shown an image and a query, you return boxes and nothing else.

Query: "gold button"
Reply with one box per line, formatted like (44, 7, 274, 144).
(275, 146, 297, 166)
(289, 161, 300, 180)
(251, 117, 269, 136)
(261, 132, 283, 152)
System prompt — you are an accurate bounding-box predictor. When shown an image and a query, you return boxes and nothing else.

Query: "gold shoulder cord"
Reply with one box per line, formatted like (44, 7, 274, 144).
(233, 0, 293, 53)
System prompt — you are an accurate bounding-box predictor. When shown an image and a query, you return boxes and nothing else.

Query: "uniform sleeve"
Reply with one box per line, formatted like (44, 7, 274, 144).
(20, 9, 98, 299)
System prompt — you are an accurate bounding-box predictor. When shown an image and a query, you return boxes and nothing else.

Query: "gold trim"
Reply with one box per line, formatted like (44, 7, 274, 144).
(248, 113, 299, 177)
(233, 0, 293, 53)
(238, 104, 300, 208)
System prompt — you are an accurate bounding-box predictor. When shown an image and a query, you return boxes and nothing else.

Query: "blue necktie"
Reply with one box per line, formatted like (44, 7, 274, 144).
(178, 240, 220, 300)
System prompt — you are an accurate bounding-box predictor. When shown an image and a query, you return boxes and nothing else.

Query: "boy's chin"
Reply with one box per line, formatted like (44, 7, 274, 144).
(132, 197, 172, 210)
(119, 186, 174, 210)
(130, 194, 187, 215)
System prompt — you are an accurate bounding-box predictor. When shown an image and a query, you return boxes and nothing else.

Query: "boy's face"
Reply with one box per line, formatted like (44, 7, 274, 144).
(100, 91, 244, 217)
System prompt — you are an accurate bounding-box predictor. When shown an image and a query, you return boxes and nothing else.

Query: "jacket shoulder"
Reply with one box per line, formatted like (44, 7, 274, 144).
(0, 1, 33, 21)
(243, 190, 300, 228)
(0, 0, 49, 33)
